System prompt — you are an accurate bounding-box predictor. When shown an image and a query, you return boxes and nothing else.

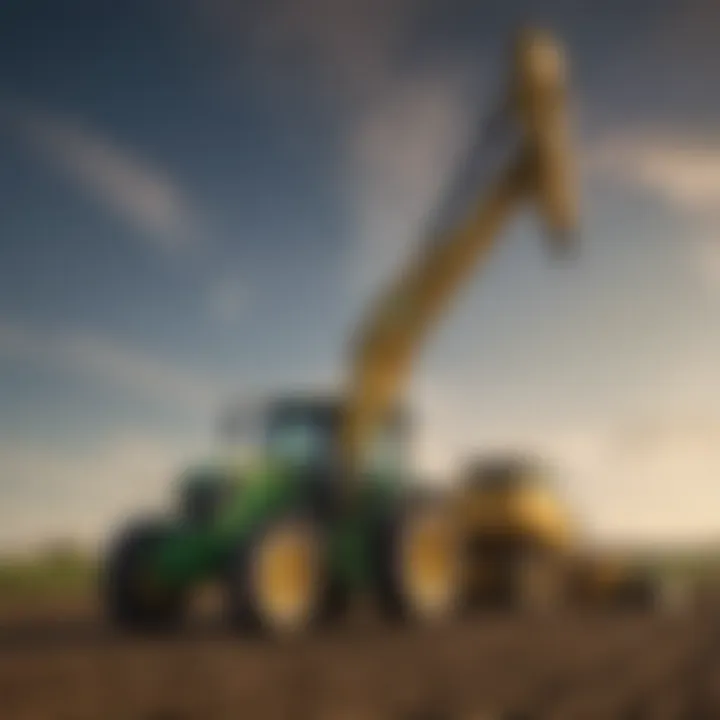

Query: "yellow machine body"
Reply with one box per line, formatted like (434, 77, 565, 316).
(454, 458, 572, 599)
(460, 477, 573, 550)
(456, 457, 661, 609)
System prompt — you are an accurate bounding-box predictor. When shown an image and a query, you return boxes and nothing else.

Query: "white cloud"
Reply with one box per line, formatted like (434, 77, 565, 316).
(0, 319, 223, 412)
(344, 70, 480, 305)
(199, 0, 486, 308)
(0, 97, 201, 252)
(587, 132, 720, 215)
(0, 432, 205, 552)
(586, 131, 720, 293)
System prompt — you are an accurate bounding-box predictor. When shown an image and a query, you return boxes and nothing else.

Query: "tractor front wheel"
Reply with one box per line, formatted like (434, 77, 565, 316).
(227, 515, 337, 637)
(614, 571, 691, 614)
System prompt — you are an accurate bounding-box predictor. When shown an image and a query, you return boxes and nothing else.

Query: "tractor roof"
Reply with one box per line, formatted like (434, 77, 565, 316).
(218, 392, 412, 442)
(265, 394, 411, 430)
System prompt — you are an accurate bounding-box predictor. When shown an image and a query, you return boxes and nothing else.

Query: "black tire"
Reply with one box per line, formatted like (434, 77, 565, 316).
(373, 500, 464, 625)
(653, 575, 692, 614)
(509, 547, 566, 615)
(226, 515, 339, 637)
(102, 519, 186, 632)
(614, 572, 690, 614)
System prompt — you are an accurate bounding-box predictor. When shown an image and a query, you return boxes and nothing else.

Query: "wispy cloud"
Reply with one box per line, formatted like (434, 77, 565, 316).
(587, 132, 720, 215)
(264, 0, 487, 305)
(0, 320, 223, 412)
(0, 97, 201, 252)
(345, 70, 480, 303)
(586, 130, 720, 291)
(197, 0, 485, 305)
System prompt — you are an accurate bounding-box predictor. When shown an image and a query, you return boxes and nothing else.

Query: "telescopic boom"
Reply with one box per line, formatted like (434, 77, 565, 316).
(340, 28, 580, 485)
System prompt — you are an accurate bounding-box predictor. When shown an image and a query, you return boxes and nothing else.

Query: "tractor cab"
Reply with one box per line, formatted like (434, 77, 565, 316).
(174, 395, 411, 531)
(266, 396, 409, 479)
(221, 394, 411, 483)
(176, 460, 243, 529)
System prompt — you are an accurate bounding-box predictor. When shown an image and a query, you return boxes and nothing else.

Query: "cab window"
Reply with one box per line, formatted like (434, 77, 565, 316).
(266, 414, 331, 468)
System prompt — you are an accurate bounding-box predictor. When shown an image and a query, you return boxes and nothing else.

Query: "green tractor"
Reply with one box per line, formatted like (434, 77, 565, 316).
(102, 27, 581, 638)
(101, 395, 463, 636)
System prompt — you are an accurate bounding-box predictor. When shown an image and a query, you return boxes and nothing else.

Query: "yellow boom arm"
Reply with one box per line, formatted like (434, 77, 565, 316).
(340, 28, 579, 481)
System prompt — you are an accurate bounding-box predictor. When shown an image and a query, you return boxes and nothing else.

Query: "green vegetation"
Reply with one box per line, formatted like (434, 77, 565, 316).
(624, 550, 720, 607)
(0, 542, 96, 598)
(625, 544, 720, 586)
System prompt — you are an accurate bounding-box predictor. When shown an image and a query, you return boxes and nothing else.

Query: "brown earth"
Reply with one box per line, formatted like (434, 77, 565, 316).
(1, 596, 720, 720)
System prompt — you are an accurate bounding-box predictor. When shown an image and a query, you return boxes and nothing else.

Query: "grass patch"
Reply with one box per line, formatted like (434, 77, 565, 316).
(0, 544, 97, 598)
(627, 545, 720, 585)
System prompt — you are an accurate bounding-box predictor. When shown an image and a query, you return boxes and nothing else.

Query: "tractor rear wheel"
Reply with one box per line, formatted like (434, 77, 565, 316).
(374, 502, 465, 625)
(102, 519, 186, 632)
(227, 515, 337, 637)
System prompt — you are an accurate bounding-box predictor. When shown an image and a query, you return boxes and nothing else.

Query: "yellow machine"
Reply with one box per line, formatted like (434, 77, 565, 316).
(103, 28, 682, 638)
(455, 456, 573, 608)
(455, 455, 681, 611)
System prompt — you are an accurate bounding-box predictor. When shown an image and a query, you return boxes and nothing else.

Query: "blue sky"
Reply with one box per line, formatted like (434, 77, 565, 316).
(2, 0, 720, 549)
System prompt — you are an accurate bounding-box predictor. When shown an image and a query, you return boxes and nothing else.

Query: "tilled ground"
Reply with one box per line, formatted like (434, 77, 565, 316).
(1, 597, 720, 720)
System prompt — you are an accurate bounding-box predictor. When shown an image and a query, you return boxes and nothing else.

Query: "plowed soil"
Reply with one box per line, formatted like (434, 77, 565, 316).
(2, 596, 720, 720)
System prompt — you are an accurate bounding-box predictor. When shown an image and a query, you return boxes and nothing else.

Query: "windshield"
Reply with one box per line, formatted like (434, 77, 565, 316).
(266, 413, 333, 468)
(264, 400, 407, 476)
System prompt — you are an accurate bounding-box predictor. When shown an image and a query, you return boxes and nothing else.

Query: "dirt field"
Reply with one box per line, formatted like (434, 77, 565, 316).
(2, 596, 720, 720)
